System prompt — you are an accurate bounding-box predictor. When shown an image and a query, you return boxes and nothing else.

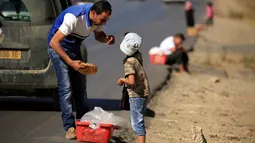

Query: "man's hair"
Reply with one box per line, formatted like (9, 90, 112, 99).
(174, 33, 186, 41)
(91, 0, 112, 15)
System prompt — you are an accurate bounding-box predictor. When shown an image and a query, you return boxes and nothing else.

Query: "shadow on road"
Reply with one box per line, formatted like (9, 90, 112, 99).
(150, 68, 172, 98)
(0, 97, 156, 118)
(163, 1, 185, 5)
(0, 97, 124, 111)
(110, 136, 128, 143)
(89, 98, 122, 111)
(144, 108, 155, 118)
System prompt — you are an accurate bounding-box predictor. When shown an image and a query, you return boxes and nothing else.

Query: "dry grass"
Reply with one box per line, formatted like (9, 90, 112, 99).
(215, 0, 255, 21)
(242, 55, 255, 72)
(239, 0, 255, 11)
(229, 0, 255, 20)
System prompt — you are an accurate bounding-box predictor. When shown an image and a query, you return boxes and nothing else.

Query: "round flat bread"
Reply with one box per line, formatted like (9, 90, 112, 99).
(78, 62, 98, 75)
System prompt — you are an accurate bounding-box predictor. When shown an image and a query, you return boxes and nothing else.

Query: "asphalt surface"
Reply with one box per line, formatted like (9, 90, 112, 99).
(0, 0, 205, 143)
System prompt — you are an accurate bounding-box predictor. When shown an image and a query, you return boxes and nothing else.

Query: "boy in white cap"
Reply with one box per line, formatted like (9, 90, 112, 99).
(117, 32, 151, 143)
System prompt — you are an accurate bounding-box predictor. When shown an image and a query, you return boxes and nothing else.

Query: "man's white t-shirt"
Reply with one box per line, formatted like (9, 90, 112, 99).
(58, 13, 103, 38)
(159, 36, 175, 55)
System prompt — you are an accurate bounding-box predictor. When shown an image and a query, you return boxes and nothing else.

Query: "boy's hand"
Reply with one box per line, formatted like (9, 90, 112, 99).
(117, 78, 125, 86)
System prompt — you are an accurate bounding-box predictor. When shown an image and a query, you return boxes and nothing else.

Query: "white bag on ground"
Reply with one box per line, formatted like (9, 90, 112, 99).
(80, 107, 130, 129)
(149, 46, 164, 56)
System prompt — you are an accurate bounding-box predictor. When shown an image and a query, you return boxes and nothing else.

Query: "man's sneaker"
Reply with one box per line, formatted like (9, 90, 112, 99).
(65, 127, 76, 140)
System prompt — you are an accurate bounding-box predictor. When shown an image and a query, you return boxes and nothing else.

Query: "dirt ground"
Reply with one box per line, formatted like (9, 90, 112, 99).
(146, 66, 255, 143)
(145, 0, 255, 143)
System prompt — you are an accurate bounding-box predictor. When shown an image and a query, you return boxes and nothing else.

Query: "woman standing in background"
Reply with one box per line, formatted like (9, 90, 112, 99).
(185, 0, 195, 27)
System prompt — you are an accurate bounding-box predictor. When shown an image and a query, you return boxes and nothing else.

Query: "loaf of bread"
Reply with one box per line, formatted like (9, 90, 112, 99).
(78, 62, 98, 75)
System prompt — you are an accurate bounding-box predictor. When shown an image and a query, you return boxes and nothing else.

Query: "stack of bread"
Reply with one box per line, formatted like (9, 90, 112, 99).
(78, 62, 98, 75)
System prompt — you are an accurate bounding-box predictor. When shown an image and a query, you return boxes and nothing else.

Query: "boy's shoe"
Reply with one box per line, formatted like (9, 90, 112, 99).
(65, 127, 76, 140)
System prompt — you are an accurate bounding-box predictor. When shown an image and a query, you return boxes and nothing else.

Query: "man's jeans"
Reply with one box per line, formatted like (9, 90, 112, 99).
(48, 48, 89, 131)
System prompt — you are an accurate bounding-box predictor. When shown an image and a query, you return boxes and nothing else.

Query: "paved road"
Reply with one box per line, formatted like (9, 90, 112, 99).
(0, 0, 204, 143)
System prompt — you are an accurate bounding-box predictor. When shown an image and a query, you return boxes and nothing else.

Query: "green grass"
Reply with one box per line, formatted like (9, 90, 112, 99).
(242, 55, 255, 72)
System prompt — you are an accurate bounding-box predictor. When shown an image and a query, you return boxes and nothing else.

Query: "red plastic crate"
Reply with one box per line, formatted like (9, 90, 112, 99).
(76, 120, 115, 143)
(149, 54, 167, 65)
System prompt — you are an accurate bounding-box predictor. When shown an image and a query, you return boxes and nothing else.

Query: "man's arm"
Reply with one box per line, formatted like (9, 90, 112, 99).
(50, 30, 72, 65)
(94, 26, 115, 44)
(49, 13, 84, 70)
(50, 13, 77, 64)
(50, 30, 85, 71)
(94, 31, 108, 43)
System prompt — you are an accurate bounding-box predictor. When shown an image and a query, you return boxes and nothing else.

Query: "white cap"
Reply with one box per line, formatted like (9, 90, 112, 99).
(120, 32, 142, 56)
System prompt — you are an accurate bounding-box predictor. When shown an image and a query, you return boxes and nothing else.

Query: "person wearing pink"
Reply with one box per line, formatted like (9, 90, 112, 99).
(206, 1, 214, 25)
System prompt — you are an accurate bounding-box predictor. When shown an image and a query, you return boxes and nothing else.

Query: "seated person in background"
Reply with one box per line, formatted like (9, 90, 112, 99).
(159, 33, 189, 73)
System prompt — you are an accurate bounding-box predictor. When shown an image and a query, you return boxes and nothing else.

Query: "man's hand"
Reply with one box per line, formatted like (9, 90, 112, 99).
(117, 78, 126, 86)
(69, 60, 86, 71)
(94, 31, 115, 45)
(106, 35, 115, 45)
